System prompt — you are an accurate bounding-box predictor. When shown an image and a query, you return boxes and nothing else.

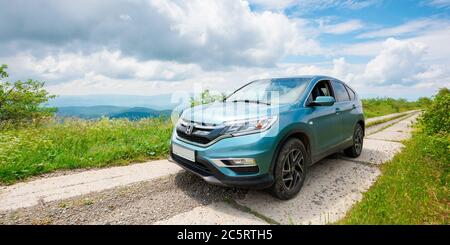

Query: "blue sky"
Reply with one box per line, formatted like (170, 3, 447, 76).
(0, 0, 449, 101)
(280, 0, 450, 63)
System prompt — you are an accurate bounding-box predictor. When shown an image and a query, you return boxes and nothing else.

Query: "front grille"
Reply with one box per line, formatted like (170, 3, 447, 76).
(176, 121, 225, 145)
(177, 130, 212, 144)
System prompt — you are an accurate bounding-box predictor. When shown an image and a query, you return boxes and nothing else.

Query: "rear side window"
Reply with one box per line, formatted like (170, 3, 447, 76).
(332, 81, 350, 102)
(345, 85, 356, 100)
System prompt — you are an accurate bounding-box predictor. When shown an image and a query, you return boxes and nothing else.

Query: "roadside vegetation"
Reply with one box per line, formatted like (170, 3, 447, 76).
(0, 64, 434, 184)
(361, 97, 423, 118)
(340, 88, 449, 224)
(0, 64, 173, 183)
(0, 118, 172, 183)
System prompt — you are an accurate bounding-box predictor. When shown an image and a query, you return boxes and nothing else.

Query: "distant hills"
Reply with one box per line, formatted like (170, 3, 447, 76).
(48, 94, 185, 120)
(56, 106, 172, 120)
(47, 94, 183, 110)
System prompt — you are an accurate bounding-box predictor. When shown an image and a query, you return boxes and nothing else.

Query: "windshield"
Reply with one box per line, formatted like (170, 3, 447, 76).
(225, 78, 311, 105)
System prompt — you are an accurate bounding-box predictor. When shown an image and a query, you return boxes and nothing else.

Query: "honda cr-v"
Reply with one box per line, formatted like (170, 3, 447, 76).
(170, 76, 364, 200)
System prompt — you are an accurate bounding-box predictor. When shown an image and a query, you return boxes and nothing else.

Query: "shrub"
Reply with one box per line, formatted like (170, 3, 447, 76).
(419, 88, 450, 135)
(0, 64, 56, 128)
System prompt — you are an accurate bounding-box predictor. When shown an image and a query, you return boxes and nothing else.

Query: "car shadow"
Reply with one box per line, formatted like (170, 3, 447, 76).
(172, 153, 343, 203)
(173, 170, 247, 205)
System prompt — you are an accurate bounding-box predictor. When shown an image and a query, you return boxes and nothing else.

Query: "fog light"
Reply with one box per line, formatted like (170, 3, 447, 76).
(228, 159, 256, 165)
(212, 158, 256, 167)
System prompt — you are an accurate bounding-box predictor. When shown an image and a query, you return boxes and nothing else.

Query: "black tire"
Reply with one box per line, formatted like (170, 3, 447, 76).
(344, 123, 364, 158)
(269, 138, 309, 200)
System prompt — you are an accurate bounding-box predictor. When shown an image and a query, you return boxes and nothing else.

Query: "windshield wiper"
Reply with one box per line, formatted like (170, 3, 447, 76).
(230, 99, 271, 105)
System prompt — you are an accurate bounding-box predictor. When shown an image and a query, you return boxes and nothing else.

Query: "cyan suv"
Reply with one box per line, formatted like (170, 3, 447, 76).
(170, 76, 364, 199)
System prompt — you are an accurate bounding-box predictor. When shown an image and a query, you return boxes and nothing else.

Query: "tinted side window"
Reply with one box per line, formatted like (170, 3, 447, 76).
(332, 81, 350, 102)
(345, 85, 356, 100)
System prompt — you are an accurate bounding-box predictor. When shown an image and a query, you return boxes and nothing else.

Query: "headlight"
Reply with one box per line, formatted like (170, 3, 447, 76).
(223, 116, 277, 136)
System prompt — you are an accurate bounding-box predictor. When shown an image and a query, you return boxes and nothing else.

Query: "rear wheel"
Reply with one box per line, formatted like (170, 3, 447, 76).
(344, 124, 364, 158)
(269, 138, 309, 200)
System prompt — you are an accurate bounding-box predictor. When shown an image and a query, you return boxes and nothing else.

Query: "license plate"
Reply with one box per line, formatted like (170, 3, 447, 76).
(172, 143, 195, 162)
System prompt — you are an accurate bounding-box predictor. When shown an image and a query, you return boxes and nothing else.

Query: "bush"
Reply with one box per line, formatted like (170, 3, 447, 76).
(0, 64, 56, 128)
(419, 88, 450, 135)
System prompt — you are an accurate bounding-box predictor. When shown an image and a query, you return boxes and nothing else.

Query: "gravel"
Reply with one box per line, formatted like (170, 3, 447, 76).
(365, 113, 416, 135)
(0, 171, 247, 225)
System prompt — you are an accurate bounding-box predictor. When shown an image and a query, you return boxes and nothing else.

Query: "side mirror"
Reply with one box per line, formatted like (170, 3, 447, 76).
(311, 96, 335, 106)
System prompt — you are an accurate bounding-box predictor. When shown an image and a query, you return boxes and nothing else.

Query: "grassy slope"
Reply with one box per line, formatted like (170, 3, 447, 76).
(0, 118, 172, 183)
(339, 130, 449, 224)
(362, 98, 419, 118)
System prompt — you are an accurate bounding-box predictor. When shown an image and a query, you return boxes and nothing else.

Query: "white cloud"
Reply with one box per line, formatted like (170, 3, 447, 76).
(0, 0, 322, 68)
(119, 14, 132, 21)
(408, 28, 450, 63)
(149, 0, 322, 66)
(333, 18, 450, 60)
(332, 57, 353, 80)
(423, 0, 450, 8)
(319, 19, 364, 34)
(280, 57, 357, 82)
(361, 38, 428, 85)
(357, 18, 448, 39)
(334, 41, 383, 56)
(3, 50, 202, 83)
(247, 0, 296, 10)
(248, 0, 381, 12)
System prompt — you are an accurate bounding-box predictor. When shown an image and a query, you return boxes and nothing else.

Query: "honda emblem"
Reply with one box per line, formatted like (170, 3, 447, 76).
(185, 123, 194, 135)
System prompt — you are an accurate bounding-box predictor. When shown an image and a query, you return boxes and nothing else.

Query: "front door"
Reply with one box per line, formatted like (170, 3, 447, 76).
(305, 80, 343, 158)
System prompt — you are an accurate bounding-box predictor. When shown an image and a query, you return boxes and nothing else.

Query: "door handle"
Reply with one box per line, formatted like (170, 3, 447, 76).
(335, 108, 340, 114)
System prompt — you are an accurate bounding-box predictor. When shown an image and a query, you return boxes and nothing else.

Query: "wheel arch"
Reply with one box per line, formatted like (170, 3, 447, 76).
(357, 120, 365, 136)
(269, 129, 312, 174)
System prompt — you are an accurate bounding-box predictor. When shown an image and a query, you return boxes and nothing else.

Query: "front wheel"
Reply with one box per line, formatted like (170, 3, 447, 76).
(344, 124, 364, 158)
(269, 138, 309, 200)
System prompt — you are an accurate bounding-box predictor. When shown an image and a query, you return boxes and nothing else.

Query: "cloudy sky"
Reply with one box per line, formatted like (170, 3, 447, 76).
(1, 0, 449, 100)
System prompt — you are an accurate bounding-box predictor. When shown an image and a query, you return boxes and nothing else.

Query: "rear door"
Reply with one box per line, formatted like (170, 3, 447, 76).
(331, 80, 353, 143)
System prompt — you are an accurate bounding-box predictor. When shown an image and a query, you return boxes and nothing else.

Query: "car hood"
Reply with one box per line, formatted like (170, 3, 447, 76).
(180, 102, 290, 125)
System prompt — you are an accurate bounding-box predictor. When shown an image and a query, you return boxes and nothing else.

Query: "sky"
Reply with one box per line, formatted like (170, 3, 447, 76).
(0, 0, 449, 100)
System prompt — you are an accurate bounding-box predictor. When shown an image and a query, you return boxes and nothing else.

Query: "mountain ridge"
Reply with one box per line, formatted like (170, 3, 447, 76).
(56, 105, 172, 120)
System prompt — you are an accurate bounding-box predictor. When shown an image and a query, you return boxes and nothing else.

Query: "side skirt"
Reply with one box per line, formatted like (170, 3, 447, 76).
(311, 139, 353, 164)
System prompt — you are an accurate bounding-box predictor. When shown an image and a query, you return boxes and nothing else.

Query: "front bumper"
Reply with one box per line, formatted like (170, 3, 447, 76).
(169, 153, 273, 189)
(169, 130, 278, 189)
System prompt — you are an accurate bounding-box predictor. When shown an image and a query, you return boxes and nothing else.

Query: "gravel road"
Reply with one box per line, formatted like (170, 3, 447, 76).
(0, 171, 246, 224)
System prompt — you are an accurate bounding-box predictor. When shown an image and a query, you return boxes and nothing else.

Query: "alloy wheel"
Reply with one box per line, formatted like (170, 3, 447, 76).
(282, 149, 304, 190)
(354, 127, 363, 154)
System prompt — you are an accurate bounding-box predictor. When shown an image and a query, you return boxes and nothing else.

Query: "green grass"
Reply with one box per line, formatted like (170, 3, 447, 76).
(365, 112, 412, 128)
(0, 118, 172, 184)
(362, 98, 419, 118)
(339, 130, 449, 224)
